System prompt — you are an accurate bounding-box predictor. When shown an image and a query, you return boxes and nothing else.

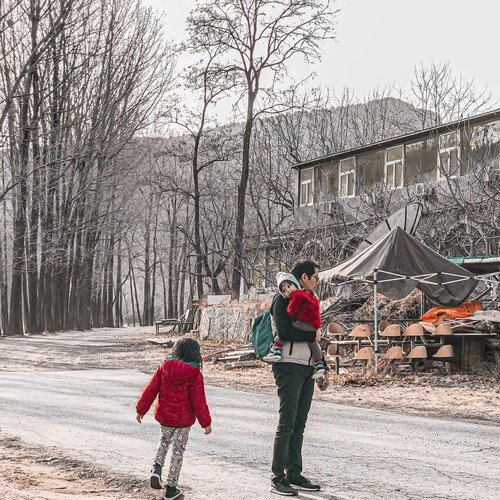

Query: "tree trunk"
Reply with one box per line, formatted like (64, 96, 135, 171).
(115, 238, 122, 327)
(231, 90, 257, 298)
(8, 63, 33, 335)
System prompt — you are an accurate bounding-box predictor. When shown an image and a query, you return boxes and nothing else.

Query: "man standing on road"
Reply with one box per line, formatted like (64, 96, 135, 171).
(270, 259, 322, 496)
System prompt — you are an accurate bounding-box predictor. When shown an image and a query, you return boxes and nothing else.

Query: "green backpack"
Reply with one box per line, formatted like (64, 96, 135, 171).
(251, 296, 277, 359)
(251, 311, 273, 359)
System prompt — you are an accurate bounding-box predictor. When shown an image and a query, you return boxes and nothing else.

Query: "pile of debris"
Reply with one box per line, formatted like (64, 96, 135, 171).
(352, 290, 421, 321)
(147, 336, 259, 370)
(202, 344, 257, 370)
(321, 291, 369, 325)
(147, 337, 180, 348)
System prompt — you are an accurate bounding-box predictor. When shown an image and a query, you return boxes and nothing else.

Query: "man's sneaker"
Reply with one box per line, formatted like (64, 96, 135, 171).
(150, 463, 162, 489)
(311, 363, 326, 380)
(270, 479, 298, 496)
(287, 475, 321, 491)
(164, 485, 182, 499)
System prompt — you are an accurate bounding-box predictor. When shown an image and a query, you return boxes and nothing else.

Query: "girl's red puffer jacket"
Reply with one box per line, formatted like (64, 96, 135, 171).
(136, 359, 211, 429)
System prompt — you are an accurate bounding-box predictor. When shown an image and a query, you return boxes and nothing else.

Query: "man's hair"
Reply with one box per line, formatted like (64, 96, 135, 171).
(291, 259, 319, 281)
(279, 279, 298, 293)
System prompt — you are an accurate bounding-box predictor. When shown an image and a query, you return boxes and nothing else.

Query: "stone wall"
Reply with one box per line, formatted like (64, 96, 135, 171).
(198, 301, 269, 342)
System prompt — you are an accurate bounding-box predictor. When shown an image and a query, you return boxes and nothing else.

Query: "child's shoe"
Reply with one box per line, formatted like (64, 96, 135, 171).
(311, 361, 326, 380)
(164, 485, 182, 499)
(263, 345, 282, 363)
(150, 463, 162, 489)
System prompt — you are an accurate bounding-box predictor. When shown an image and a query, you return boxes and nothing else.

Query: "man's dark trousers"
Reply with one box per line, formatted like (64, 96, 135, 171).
(272, 362, 314, 481)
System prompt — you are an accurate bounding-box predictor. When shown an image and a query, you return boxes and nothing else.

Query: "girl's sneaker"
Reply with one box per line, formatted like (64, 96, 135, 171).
(263, 345, 282, 363)
(311, 362, 326, 380)
(150, 463, 162, 489)
(164, 486, 182, 499)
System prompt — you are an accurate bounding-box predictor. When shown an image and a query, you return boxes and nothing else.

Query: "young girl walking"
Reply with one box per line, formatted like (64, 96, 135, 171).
(136, 338, 212, 500)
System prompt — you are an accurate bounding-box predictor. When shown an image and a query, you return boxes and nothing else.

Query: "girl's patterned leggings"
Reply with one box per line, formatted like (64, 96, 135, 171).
(154, 425, 191, 487)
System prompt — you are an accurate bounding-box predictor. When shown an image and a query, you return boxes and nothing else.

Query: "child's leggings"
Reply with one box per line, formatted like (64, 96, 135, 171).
(154, 425, 191, 487)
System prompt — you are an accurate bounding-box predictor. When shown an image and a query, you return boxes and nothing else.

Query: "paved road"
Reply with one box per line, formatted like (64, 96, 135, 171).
(0, 369, 499, 500)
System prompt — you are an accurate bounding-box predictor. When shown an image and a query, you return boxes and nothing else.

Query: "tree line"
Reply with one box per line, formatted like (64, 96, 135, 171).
(0, 0, 495, 335)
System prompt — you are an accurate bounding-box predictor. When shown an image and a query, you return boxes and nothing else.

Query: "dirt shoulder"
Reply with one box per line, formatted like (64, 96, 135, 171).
(0, 434, 156, 500)
(206, 363, 500, 423)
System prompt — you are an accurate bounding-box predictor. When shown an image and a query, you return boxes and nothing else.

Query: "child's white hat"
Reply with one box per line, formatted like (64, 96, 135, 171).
(276, 272, 300, 291)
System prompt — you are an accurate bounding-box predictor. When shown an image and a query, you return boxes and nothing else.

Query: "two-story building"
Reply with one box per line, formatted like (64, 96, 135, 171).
(292, 109, 500, 260)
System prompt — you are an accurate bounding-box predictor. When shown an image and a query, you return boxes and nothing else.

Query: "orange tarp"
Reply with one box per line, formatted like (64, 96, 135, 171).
(420, 302, 481, 323)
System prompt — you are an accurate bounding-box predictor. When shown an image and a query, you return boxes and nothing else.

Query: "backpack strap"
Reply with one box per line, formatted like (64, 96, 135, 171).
(269, 293, 280, 315)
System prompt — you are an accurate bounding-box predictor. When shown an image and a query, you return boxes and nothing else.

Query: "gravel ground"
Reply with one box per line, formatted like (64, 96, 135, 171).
(0, 326, 499, 499)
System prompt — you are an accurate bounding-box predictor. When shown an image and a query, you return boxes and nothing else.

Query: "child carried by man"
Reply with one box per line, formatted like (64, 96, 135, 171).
(264, 271, 326, 379)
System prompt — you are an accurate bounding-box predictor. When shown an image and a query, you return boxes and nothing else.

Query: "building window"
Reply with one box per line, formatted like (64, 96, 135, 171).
(385, 145, 404, 189)
(339, 157, 356, 198)
(299, 167, 314, 206)
(438, 131, 460, 178)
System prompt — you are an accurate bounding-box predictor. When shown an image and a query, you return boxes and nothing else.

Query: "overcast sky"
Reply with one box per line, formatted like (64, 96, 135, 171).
(144, 0, 500, 117)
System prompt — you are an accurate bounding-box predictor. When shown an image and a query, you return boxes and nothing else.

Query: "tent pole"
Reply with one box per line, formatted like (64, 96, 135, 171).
(373, 269, 379, 371)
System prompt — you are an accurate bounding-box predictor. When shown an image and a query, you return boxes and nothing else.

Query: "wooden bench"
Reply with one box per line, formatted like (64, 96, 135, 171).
(154, 318, 195, 335)
(154, 318, 180, 335)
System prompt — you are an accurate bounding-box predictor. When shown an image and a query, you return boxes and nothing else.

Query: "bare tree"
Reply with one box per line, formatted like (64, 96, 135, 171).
(164, 50, 236, 300)
(187, 0, 338, 297)
(0, 0, 175, 335)
(409, 61, 494, 129)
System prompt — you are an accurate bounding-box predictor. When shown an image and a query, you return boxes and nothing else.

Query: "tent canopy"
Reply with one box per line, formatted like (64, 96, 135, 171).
(319, 227, 477, 307)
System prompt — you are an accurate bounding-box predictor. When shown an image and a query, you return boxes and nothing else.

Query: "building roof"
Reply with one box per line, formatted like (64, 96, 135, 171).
(449, 256, 500, 275)
(292, 108, 500, 170)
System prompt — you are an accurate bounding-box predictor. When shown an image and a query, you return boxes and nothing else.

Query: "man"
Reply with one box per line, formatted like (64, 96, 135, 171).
(270, 259, 322, 496)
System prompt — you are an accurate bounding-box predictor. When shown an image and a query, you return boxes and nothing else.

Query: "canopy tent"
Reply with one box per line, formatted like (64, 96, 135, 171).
(320, 226, 478, 307)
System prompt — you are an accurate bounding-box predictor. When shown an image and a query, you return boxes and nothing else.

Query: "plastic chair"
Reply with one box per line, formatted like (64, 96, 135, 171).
(407, 345, 427, 359)
(433, 344, 455, 373)
(350, 324, 372, 338)
(350, 324, 373, 352)
(327, 321, 346, 337)
(326, 343, 341, 374)
(434, 323, 453, 336)
(403, 323, 424, 349)
(353, 346, 375, 374)
(433, 345, 454, 359)
(403, 323, 424, 337)
(354, 347, 375, 360)
(380, 324, 401, 337)
(407, 345, 428, 373)
(382, 346, 404, 359)
(327, 343, 338, 356)
(378, 320, 391, 333)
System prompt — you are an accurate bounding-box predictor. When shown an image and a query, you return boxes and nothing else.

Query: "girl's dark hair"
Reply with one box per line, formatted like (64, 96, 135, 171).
(172, 338, 202, 367)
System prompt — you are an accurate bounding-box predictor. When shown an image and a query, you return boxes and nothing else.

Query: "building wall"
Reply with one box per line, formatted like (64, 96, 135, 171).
(295, 117, 500, 231)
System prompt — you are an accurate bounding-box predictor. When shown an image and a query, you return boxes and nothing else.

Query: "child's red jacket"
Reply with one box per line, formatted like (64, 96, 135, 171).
(286, 289, 321, 329)
(136, 359, 211, 429)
